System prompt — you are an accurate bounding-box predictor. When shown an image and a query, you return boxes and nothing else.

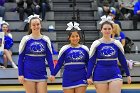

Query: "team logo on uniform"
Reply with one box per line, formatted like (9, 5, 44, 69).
(100, 46, 116, 57)
(118, 74, 122, 78)
(67, 50, 85, 61)
(30, 42, 45, 54)
(83, 80, 87, 83)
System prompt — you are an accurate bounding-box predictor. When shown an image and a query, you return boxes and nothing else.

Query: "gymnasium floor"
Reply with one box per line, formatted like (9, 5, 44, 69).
(0, 84, 140, 93)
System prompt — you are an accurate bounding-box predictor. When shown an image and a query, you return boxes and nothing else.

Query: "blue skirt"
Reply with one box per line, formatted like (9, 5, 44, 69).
(93, 66, 123, 83)
(23, 59, 47, 82)
(62, 68, 87, 89)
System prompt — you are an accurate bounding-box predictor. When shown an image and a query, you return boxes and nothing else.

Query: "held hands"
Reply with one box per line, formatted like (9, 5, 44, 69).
(127, 76, 131, 84)
(87, 79, 93, 85)
(18, 76, 25, 84)
(48, 75, 55, 83)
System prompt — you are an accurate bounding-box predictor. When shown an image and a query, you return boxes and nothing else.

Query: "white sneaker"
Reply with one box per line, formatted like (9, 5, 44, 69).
(12, 63, 18, 68)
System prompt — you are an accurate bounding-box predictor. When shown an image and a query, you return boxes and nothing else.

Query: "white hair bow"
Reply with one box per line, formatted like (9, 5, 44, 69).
(2, 21, 9, 26)
(99, 15, 114, 24)
(26, 14, 42, 23)
(66, 22, 81, 30)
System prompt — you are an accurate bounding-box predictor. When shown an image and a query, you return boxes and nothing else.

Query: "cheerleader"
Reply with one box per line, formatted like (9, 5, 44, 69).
(1, 21, 17, 68)
(18, 14, 54, 93)
(87, 15, 131, 93)
(111, 23, 125, 47)
(50, 22, 89, 93)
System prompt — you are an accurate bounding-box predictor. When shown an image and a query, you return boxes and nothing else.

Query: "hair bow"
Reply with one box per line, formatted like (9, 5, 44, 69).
(99, 15, 114, 24)
(26, 14, 42, 23)
(66, 22, 81, 30)
(2, 21, 9, 26)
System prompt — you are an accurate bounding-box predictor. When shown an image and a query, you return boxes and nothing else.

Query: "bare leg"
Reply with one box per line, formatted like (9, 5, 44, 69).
(4, 49, 17, 68)
(64, 88, 75, 93)
(3, 54, 8, 68)
(109, 80, 122, 93)
(4, 49, 14, 62)
(37, 81, 47, 93)
(75, 86, 87, 93)
(23, 81, 36, 93)
(95, 83, 109, 93)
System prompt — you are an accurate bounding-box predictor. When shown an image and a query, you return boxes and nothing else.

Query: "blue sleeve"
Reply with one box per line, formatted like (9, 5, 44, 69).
(87, 50, 97, 79)
(52, 53, 65, 76)
(43, 36, 54, 75)
(18, 50, 25, 76)
(120, 32, 125, 40)
(134, 2, 140, 15)
(120, 32, 125, 43)
(46, 43, 54, 75)
(85, 51, 89, 68)
(18, 37, 27, 76)
(118, 49, 130, 76)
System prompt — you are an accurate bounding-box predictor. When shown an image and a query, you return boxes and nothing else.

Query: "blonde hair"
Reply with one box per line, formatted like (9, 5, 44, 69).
(112, 24, 121, 36)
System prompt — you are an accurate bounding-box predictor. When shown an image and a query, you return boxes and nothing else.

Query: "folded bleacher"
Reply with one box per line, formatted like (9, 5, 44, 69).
(0, 0, 140, 85)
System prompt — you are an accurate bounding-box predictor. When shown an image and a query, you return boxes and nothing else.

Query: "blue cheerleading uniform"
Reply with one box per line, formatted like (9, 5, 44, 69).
(52, 44, 89, 89)
(87, 39, 130, 83)
(113, 32, 125, 42)
(4, 34, 13, 50)
(18, 35, 54, 82)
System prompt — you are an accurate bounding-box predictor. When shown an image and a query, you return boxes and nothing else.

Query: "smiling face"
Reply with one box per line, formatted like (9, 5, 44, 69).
(101, 21, 113, 38)
(30, 18, 41, 33)
(2, 24, 8, 33)
(101, 24, 112, 37)
(68, 31, 81, 46)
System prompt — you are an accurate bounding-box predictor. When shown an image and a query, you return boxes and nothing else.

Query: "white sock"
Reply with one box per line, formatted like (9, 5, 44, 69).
(12, 62, 18, 68)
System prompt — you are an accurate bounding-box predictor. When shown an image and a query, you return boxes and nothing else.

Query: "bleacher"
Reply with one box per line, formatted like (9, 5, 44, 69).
(0, 0, 140, 84)
(0, 1, 59, 84)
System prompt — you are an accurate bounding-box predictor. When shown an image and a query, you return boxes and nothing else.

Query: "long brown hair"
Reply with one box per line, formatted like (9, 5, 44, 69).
(27, 17, 42, 35)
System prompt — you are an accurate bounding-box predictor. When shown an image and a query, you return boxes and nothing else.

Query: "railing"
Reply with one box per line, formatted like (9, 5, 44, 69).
(69, 0, 86, 44)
